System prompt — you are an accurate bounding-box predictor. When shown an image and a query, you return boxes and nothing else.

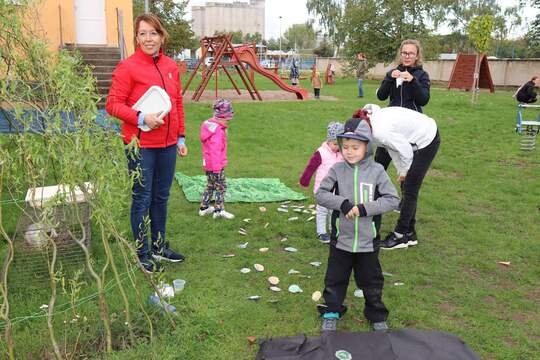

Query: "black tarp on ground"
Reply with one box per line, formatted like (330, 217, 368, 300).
(256, 329, 481, 360)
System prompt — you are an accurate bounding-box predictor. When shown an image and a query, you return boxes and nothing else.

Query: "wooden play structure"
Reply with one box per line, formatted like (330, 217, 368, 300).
(448, 53, 495, 93)
(515, 104, 540, 151)
(183, 34, 308, 101)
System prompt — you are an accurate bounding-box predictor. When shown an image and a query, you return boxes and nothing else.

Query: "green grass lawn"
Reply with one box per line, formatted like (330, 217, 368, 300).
(2, 77, 540, 359)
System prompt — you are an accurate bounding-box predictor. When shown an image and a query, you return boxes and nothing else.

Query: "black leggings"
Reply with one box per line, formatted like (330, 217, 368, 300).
(374, 132, 440, 235)
(395, 132, 440, 233)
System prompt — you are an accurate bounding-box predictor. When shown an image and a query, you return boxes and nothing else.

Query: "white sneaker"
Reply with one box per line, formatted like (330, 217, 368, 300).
(199, 206, 214, 216)
(213, 210, 235, 219)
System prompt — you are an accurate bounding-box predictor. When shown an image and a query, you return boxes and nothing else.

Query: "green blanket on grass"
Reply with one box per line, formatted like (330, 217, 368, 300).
(175, 172, 307, 203)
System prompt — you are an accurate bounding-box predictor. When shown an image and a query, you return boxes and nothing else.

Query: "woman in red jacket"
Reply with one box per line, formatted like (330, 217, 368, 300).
(106, 13, 187, 273)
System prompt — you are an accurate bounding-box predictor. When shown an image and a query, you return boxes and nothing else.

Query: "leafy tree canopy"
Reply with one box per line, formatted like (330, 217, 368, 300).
(133, 0, 196, 56)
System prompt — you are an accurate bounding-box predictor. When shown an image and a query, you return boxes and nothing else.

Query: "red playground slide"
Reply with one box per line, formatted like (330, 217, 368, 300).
(234, 46, 309, 100)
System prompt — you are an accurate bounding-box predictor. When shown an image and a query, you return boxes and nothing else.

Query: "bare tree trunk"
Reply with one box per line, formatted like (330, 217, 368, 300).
(0, 165, 15, 360)
(471, 52, 480, 105)
(46, 236, 63, 360)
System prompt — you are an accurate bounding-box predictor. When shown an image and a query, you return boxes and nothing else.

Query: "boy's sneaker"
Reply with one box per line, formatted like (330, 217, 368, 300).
(380, 232, 408, 250)
(213, 209, 235, 219)
(321, 313, 339, 332)
(371, 321, 389, 332)
(317, 233, 331, 244)
(406, 231, 418, 246)
(140, 259, 163, 274)
(152, 247, 185, 263)
(199, 206, 215, 216)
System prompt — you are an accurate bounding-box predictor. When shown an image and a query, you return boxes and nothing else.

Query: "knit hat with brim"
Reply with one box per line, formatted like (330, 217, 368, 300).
(213, 98, 234, 119)
(326, 121, 344, 140)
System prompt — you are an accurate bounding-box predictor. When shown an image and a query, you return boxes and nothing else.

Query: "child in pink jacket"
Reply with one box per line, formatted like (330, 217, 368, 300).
(299, 122, 344, 243)
(199, 99, 235, 219)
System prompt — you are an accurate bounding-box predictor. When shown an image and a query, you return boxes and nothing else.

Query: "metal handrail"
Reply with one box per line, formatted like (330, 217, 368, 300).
(58, 5, 63, 48)
(116, 8, 127, 60)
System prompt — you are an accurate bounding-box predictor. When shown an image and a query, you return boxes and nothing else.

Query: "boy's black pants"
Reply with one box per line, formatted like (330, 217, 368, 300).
(321, 244, 388, 323)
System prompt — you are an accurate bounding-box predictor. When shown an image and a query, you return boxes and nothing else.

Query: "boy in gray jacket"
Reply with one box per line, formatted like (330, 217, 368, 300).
(316, 117, 399, 332)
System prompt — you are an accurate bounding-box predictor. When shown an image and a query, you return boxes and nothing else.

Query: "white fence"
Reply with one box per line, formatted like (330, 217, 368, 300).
(316, 57, 540, 87)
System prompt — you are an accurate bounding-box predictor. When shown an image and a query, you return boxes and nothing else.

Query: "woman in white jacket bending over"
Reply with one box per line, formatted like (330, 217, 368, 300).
(353, 104, 440, 250)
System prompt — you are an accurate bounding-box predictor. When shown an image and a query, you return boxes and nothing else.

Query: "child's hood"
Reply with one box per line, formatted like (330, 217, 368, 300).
(200, 118, 227, 142)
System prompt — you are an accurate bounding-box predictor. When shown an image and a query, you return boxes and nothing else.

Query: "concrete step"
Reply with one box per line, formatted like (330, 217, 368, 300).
(97, 79, 112, 87)
(98, 86, 111, 95)
(79, 52, 121, 61)
(92, 65, 117, 73)
(84, 58, 120, 67)
(94, 72, 113, 81)
(64, 44, 121, 54)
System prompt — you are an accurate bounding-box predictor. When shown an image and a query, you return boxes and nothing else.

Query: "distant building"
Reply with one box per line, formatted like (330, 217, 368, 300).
(192, 0, 265, 38)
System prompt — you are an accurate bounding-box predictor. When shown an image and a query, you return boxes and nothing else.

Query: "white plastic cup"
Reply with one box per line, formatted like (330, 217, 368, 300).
(173, 279, 186, 293)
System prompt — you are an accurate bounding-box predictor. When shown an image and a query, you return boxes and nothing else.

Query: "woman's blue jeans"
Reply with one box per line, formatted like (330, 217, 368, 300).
(126, 145, 177, 260)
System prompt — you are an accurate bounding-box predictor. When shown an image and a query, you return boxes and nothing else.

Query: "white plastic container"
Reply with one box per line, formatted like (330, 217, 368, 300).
(173, 279, 186, 293)
(131, 86, 172, 132)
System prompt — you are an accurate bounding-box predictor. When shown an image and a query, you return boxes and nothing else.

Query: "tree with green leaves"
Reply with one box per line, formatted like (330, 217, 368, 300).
(213, 30, 263, 45)
(1, 2, 173, 358)
(244, 32, 263, 44)
(313, 38, 334, 57)
(307, 0, 525, 63)
(306, 0, 345, 55)
(133, 0, 195, 56)
(308, 0, 442, 63)
(467, 15, 494, 103)
(265, 38, 285, 51)
(283, 22, 318, 50)
(526, 0, 540, 57)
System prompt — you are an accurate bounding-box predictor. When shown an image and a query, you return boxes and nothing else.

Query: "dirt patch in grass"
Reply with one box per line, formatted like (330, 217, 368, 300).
(510, 312, 536, 325)
(183, 90, 338, 102)
(502, 336, 519, 348)
(529, 334, 540, 343)
(497, 159, 540, 168)
(428, 169, 463, 179)
(463, 267, 482, 281)
(525, 288, 540, 306)
(439, 301, 457, 313)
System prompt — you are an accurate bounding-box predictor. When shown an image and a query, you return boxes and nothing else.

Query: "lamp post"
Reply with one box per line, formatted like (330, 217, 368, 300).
(144, 0, 149, 13)
(279, 16, 282, 73)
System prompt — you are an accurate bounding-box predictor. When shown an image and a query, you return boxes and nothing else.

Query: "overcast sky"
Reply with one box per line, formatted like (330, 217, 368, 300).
(184, 0, 538, 39)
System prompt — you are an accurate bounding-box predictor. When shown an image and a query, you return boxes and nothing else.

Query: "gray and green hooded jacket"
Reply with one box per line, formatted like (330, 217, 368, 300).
(315, 119, 399, 253)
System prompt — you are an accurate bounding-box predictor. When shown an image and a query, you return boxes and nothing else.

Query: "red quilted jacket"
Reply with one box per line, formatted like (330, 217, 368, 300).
(105, 47, 185, 148)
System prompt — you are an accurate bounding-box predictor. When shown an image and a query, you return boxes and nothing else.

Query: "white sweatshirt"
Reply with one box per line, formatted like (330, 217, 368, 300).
(370, 106, 438, 177)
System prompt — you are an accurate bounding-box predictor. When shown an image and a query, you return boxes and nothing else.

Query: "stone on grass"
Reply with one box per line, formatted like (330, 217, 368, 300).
(254, 263, 265, 272)
(288, 285, 303, 293)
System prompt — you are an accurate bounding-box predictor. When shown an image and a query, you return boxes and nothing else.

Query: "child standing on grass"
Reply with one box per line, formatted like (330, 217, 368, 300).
(300, 122, 344, 243)
(198, 99, 235, 220)
(316, 117, 399, 332)
(311, 65, 322, 99)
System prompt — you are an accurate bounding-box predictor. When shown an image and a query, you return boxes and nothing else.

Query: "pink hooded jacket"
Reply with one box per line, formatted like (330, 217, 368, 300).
(200, 118, 228, 173)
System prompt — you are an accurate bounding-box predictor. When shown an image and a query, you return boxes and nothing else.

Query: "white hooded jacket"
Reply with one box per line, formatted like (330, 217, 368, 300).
(363, 104, 438, 177)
